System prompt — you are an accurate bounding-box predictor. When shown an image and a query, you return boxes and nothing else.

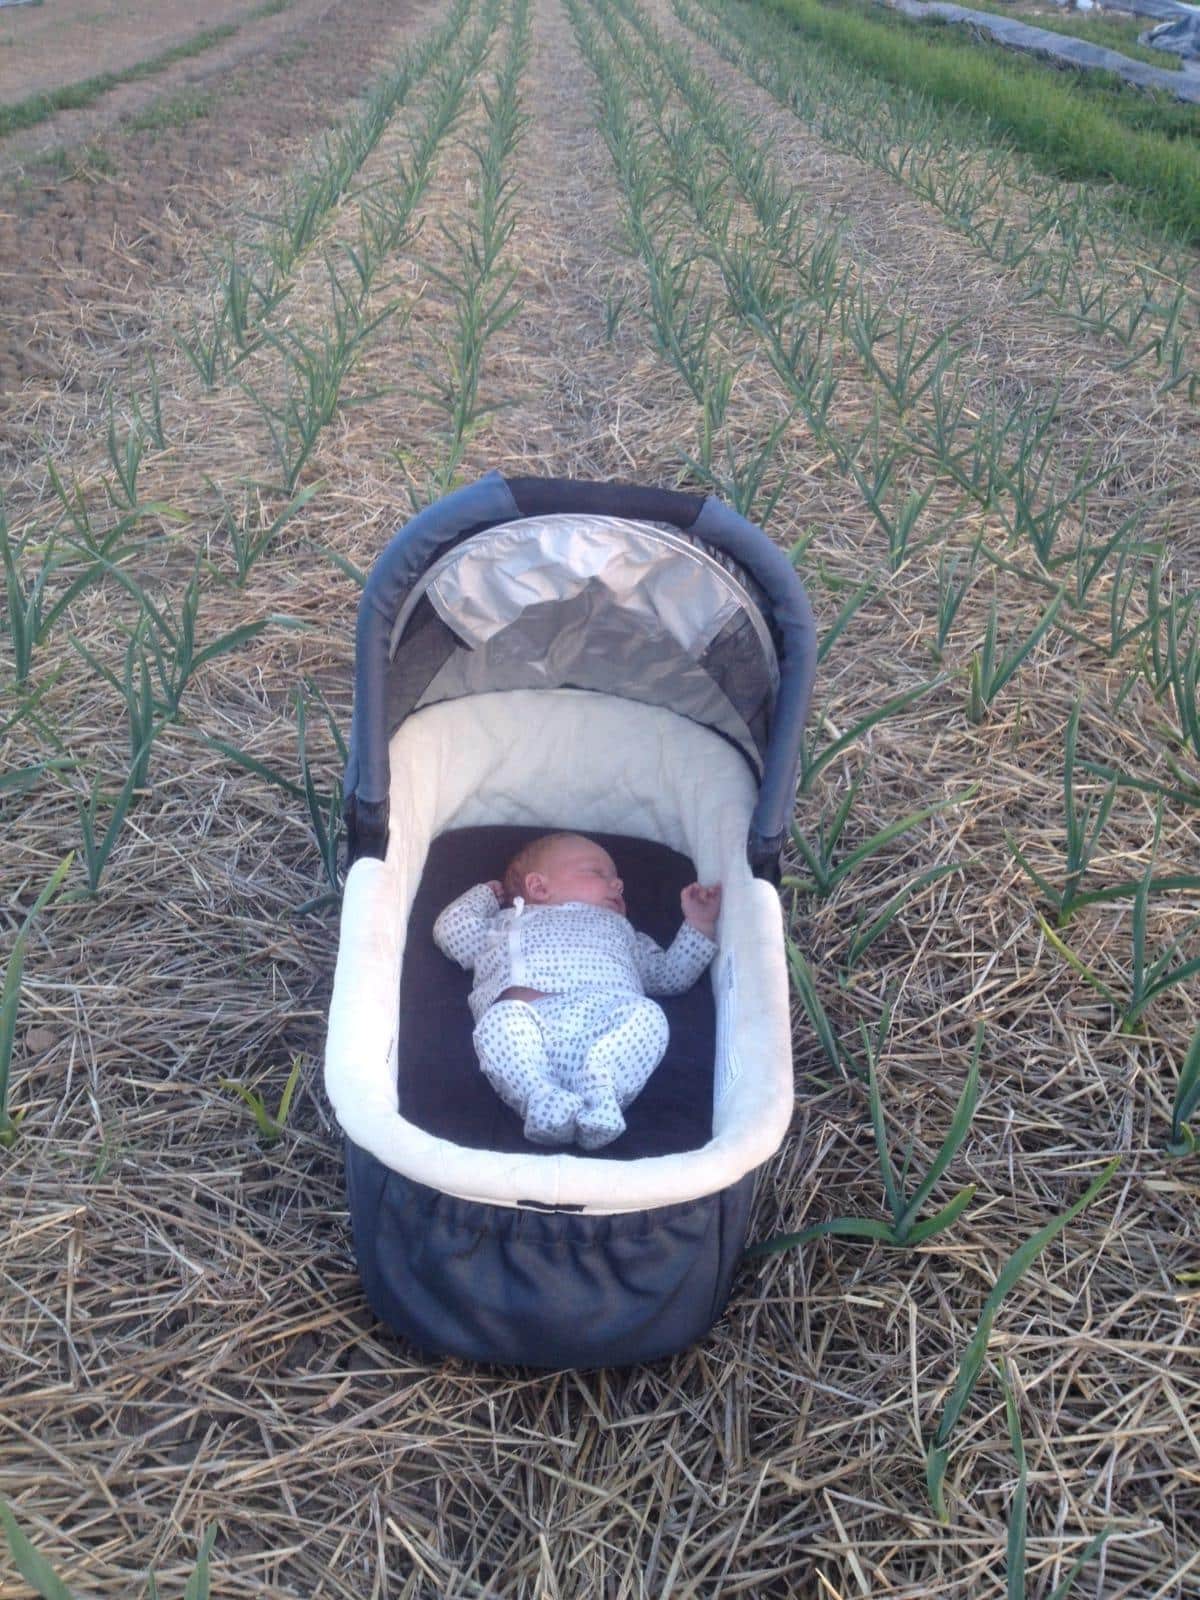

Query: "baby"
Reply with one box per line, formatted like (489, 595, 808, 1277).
(433, 833, 722, 1150)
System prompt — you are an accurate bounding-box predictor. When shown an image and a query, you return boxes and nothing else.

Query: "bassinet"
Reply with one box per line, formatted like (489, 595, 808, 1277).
(324, 473, 817, 1368)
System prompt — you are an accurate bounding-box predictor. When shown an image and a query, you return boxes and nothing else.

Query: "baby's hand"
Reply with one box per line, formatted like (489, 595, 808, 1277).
(485, 880, 505, 903)
(681, 882, 722, 939)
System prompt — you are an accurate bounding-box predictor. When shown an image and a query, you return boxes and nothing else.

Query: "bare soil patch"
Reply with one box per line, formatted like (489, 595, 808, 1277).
(0, 0, 427, 397)
(1, 0, 295, 107)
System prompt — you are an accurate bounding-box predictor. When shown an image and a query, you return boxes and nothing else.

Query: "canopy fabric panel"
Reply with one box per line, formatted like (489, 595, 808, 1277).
(344, 472, 818, 870)
(387, 515, 779, 772)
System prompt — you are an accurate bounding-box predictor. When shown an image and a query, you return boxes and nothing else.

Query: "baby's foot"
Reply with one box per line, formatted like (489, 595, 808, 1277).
(523, 1085, 583, 1145)
(576, 1095, 626, 1151)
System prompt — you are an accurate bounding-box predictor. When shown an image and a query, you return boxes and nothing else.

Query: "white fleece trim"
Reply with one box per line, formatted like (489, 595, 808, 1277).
(324, 690, 793, 1213)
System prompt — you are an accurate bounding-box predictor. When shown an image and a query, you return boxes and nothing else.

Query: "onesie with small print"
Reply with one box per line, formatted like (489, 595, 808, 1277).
(433, 885, 717, 1149)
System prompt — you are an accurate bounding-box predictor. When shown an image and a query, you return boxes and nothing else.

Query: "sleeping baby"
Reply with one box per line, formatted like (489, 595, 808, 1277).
(433, 833, 721, 1150)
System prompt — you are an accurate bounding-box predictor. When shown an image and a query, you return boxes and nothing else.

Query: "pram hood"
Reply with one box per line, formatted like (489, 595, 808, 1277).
(345, 473, 817, 871)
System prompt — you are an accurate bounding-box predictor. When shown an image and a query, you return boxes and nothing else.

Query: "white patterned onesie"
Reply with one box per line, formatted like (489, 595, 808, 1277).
(433, 884, 717, 1149)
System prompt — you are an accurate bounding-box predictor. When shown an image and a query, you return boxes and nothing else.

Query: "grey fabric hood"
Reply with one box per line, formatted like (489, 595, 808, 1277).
(344, 472, 818, 874)
(390, 513, 779, 773)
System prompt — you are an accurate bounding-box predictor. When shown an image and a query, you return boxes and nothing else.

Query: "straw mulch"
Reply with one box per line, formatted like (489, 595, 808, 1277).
(1, 0, 1197, 1593)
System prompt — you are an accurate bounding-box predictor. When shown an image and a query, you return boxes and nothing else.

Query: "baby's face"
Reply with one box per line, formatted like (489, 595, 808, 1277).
(526, 838, 625, 915)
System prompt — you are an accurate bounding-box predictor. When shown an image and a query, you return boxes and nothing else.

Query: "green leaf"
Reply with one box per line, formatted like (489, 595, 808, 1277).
(744, 1214, 897, 1259)
(925, 1445, 951, 1523)
(0, 1502, 76, 1600)
(183, 1525, 217, 1600)
(866, 1037, 901, 1228)
(903, 1184, 977, 1245)
(1000, 1365, 1028, 1600)
(785, 939, 844, 1077)
(802, 680, 940, 791)
(1045, 1528, 1115, 1600)
(826, 786, 977, 897)
(926, 1159, 1120, 1521)
(1168, 1023, 1200, 1154)
(895, 1025, 982, 1237)
(319, 546, 367, 587)
(275, 1057, 303, 1127)
(846, 861, 962, 967)
(0, 760, 75, 798)
(219, 1080, 280, 1143)
(198, 734, 306, 800)
(1036, 915, 1119, 1008)
(1, 855, 73, 1142)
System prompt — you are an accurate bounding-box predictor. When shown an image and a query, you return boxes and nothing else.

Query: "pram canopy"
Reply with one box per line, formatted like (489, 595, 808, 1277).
(345, 472, 817, 874)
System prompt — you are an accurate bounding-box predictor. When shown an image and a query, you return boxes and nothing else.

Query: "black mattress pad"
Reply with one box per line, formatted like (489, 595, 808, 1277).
(399, 825, 717, 1160)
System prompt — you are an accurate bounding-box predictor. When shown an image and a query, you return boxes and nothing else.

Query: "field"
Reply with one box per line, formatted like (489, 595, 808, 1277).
(1, 0, 1198, 1594)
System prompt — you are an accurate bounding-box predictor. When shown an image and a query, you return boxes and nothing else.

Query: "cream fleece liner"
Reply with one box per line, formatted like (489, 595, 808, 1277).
(324, 690, 794, 1213)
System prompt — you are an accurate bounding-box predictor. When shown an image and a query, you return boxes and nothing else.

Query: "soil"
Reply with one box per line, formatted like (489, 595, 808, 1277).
(0, 0, 427, 393)
(0, 0, 290, 106)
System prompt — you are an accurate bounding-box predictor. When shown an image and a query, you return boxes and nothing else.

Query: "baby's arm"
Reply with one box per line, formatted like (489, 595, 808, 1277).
(633, 883, 722, 994)
(433, 882, 503, 968)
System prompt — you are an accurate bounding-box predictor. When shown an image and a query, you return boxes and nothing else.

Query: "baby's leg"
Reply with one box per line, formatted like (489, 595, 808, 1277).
(473, 1001, 582, 1145)
(573, 995, 669, 1151)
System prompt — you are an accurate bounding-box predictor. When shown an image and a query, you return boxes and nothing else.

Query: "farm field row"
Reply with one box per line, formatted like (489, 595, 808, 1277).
(0, 0, 290, 108)
(1, 0, 1197, 1594)
(0, 0, 435, 394)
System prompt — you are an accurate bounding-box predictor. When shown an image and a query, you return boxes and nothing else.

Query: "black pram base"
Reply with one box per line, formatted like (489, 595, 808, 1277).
(346, 1145, 756, 1368)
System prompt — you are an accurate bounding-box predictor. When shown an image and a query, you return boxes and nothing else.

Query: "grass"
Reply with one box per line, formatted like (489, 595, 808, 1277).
(745, 0, 1200, 240)
(0, 0, 293, 141)
(125, 88, 216, 134)
(684, 0, 1200, 393)
(810, 0, 1200, 137)
(42, 141, 118, 178)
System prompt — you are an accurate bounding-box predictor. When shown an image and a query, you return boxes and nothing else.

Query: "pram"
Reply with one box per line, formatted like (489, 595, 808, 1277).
(323, 472, 817, 1368)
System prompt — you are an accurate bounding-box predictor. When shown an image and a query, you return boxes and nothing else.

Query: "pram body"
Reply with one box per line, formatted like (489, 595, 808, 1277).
(324, 473, 817, 1368)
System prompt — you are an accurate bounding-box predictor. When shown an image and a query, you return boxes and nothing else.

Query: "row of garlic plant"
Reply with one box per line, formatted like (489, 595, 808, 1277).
(677, 0, 1199, 401)
(0, 0, 515, 1166)
(178, 0, 477, 385)
(568, 0, 1195, 1543)
(594, 0, 1182, 1155)
(219, 0, 505, 495)
(414, 0, 533, 501)
(572, 0, 986, 1149)
(4, 0, 507, 732)
(14, 0, 499, 634)
(596, 0, 1080, 719)
(607, 0, 1200, 815)
(203, 0, 526, 906)
(76, 0, 489, 531)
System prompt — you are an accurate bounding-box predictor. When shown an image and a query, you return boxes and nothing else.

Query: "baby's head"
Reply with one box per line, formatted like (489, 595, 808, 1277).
(503, 833, 625, 915)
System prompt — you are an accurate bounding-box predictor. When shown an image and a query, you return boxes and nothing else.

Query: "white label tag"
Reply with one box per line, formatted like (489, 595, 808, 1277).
(713, 952, 741, 1108)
